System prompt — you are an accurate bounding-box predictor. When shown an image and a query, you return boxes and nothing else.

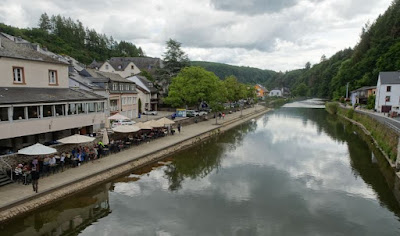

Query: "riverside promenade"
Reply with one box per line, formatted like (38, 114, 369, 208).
(0, 105, 270, 222)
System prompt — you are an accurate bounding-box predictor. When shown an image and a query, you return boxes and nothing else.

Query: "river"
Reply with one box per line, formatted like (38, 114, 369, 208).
(2, 100, 400, 235)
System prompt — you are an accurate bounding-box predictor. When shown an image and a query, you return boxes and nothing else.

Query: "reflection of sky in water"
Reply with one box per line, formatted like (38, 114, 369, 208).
(80, 109, 400, 236)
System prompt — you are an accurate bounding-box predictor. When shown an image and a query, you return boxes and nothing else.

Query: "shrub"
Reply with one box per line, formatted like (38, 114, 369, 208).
(347, 108, 354, 119)
(325, 102, 339, 115)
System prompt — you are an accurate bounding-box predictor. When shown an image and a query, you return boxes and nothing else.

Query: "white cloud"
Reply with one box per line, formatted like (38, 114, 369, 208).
(0, 0, 393, 71)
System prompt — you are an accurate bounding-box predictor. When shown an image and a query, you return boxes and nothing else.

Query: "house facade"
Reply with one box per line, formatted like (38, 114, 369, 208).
(350, 86, 376, 106)
(255, 84, 268, 98)
(126, 75, 158, 112)
(269, 89, 283, 97)
(0, 33, 107, 152)
(375, 71, 400, 113)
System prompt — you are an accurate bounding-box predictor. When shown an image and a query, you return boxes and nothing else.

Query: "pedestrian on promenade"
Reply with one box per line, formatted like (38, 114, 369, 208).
(178, 123, 181, 133)
(31, 167, 40, 193)
(218, 112, 222, 119)
(222, 113, 225, 119)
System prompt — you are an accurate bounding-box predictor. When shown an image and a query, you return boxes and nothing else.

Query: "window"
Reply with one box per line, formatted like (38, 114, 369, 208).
(55, 104, 65, 116)
(97, 102, 104, 112)
(28, 106, 40, 119)
(68, 104, 77, 115)
(43, 105, 53, 117)
(118, 65, 122, 69)
(105, 65, 109, 70)
(112, 83, 118, 90)
(387, 86, 391, 92)
(13, 67, 24, 84)
(120, 84, 124, 90)
(131, 85, 135, 90)
(88, 103, 96, 113)
(126, 84, 130, 90)
(13, 107, 25, 120)
(133, 97, 137, 104)
(48, 70, 58, 85)
(0, 107, 9, 121)
(131, 65, 134, 69)
(386, 96, 391, 102)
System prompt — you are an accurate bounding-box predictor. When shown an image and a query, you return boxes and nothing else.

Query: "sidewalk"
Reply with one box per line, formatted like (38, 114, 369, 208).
(0, 105, 267, 212)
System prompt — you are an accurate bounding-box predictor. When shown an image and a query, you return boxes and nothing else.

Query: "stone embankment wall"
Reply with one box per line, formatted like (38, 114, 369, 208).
(0, 108, 270, 222)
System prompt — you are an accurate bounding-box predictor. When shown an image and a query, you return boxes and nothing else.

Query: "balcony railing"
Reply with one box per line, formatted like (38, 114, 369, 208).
(110, 106, 119, 112)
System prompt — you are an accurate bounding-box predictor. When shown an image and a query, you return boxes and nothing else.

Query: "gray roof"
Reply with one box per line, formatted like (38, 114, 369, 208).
(110, 57, 162, 72)
(87, 60, 103, 69)
(0, 87, 105, 105)
(69, 72, 106, 90)
(350, 86, 376, 93)
(136, 75, 158, 93)
(379, 72, 400, 84)
(95, 71, 135, 83)
(0, 33, 69, 65)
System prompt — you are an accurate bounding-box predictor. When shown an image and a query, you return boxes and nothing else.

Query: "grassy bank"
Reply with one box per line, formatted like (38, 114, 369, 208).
(333, 106, 398, 161)
(265, 97, 292, 109)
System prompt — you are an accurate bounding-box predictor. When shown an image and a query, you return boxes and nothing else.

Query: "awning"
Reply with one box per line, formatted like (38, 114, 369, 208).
(57, 134, 95, 144)
(18, 143, 57, 156)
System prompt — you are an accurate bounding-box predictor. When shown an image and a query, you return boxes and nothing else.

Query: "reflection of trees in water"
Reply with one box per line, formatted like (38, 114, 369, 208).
(278, 108, 400, 216)
(1, 184, 112, 236)
(164, 122, 257, 191)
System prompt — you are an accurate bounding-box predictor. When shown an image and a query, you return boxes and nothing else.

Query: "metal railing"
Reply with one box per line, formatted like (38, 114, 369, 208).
(0, 156, 13, 181)
(385, 121, 400, 134)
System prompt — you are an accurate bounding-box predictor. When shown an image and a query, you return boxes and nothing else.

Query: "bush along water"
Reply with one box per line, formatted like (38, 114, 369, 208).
(338, 107, 398, 162)
(325, 102, 339, 115)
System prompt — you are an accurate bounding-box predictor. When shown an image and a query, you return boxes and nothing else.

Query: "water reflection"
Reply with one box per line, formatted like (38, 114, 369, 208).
(2, 107, 400, 235)
(1, 184, 111, 236)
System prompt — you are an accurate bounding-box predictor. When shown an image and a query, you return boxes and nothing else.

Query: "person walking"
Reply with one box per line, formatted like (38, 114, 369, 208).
(177, 123, 181, 134)
(222, 112, 225, 119)
(31, 167, 40, 193)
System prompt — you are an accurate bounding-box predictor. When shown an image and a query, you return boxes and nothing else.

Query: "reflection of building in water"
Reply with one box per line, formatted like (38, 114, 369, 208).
(8, 183, 111, 236)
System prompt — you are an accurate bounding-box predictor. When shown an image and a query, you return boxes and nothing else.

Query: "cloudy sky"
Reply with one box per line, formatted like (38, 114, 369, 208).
(0, 0, 393, 71)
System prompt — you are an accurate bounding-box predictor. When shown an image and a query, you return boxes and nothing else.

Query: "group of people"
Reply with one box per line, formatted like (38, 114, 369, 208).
(12, 122, 184, 194)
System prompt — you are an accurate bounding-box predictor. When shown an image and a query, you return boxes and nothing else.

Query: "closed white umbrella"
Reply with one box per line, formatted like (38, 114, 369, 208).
(18, 143, 57, 156)
(136, 122, 153, 130)
(102, 129, 109, 145)
(144, 120, 164, 128)
(57, 134, 95, 144)
(158, 117, 175, 125)
(108, 113, 130, 120)
(112, 125, 140, 133)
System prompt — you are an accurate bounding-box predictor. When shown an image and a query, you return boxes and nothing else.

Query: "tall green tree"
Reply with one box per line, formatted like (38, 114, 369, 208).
(165, 66, 226, 110)
(38, 13, 51, 32)
(158, 39, 190, 82)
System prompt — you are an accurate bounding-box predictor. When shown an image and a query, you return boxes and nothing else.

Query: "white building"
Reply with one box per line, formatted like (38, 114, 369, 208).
(0, 33, 107, 152)
(126, 75, 158, 112)
(375, 71, 400, 113)
(269, 89, 283, 97)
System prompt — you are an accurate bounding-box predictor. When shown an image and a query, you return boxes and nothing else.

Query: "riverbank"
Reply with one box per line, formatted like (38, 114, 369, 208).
(0, 105, 270, 222)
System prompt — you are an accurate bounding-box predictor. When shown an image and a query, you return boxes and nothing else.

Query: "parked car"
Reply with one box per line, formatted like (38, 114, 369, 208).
(197, 110, 208, 116)
(112, 119, 135, 127)
(142, 110, 158, 115)
(186, 110, 199, 117)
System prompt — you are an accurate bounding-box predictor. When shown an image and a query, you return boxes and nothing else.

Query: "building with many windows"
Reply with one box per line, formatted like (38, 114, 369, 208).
(0, 33, 107, 152)
(375, 71, 400, 113)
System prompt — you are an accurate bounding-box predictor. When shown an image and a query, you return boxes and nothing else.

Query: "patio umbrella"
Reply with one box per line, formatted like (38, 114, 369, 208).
(57, 134, 95, 144)
(102, 129, 110, 145)
(18, 143, 57, 156)
(108, 113, 130, 120)
(136, 122, 153, 130)
(144, 120, 164, 128)
(112, 125, 140, 133)
(158, 117, 175, 125)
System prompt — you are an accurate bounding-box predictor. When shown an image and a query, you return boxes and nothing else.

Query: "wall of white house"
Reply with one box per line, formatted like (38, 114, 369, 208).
(375, 78, 400, 112)
(269, 90, 282, 97)
(0, 57, 69, 88)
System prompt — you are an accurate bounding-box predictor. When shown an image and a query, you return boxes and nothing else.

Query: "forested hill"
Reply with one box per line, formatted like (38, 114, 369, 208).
(275, 0, 400, 98)
(0, 13, 144, 64)
(191, 61, 277, 85)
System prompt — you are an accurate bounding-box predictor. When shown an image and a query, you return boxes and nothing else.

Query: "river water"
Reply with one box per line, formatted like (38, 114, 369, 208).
(2, 101, 400, 236)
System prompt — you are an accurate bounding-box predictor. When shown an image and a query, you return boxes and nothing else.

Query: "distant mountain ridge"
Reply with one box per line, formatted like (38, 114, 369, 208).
(191, 61, 277, 86)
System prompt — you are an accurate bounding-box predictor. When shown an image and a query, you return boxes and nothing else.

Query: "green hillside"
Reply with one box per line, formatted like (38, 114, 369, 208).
(0, 13, 144, 64)
(191, 61, 277, 85)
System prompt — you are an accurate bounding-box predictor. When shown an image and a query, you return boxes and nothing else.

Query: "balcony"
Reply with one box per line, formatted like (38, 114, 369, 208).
(110, 106, 119, 112)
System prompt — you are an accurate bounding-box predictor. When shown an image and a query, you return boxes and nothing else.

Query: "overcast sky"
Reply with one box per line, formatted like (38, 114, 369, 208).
(0, 0, 393, 71)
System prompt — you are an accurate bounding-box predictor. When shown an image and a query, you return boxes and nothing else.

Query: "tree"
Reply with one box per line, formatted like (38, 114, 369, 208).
(159, 39, 190, 82)
(140, 70, 154, 82)
(320, 54, 327, 62)
(293, 83, 309, 97)
(305, 62, 311, 70)
(165, 66, 225, 109)
(38, 13, 51, 32)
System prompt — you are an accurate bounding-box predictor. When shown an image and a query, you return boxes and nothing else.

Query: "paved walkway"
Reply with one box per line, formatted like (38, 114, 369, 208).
(0, 105, 267, 210)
